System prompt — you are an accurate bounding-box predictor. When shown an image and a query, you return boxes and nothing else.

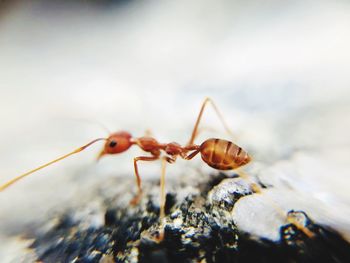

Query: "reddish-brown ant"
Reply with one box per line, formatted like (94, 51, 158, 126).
(0, 98, 313, 239)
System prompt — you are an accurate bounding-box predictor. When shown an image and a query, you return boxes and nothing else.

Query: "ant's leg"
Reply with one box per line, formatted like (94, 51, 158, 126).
(159, 156, 176, 219)
(159, 157, 167, 223)
(130, 155, 159, 205)
(235, 169, 314, 238)
(157, 156, 175, 242)
(184, 149, 201, 160)
(187, 97, 235, 146)
(235, 169, 262, 194)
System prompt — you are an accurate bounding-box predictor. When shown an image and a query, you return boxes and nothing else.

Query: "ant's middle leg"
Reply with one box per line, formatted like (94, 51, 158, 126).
(187, 97, 235, 146)
(131, 155, 159, 205)
(159, 156, 176, 221)
(155, 156, 175, 242)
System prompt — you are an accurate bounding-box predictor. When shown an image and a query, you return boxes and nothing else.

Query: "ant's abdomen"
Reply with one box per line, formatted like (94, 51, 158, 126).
(200, 138, 251, 170)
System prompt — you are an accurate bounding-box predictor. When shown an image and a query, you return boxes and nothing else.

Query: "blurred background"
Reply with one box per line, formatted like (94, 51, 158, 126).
(0, 0, 349, 261)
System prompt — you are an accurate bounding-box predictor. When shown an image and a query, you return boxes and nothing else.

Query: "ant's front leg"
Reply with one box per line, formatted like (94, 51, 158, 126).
(130, 155, 159, 205)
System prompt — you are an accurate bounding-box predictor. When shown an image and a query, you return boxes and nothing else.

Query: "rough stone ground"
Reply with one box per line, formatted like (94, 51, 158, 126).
(27, 172, 350, 263)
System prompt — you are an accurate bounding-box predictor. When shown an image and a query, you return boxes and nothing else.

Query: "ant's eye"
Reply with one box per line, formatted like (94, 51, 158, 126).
(109, 140, 117, 148)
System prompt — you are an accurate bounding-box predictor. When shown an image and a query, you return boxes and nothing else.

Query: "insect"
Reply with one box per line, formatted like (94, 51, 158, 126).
(0, 98, 313, 239)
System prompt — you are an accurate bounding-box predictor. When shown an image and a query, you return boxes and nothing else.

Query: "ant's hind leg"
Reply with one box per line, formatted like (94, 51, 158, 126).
(130, 156, 159, 206)
(187, 97, 235, 146)
(235, 169, 262, 194)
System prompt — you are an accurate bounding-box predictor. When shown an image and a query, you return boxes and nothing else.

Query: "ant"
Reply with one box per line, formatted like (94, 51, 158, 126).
(0, 98, 313, 240)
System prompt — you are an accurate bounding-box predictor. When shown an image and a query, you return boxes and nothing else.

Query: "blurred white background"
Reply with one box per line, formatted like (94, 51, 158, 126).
(0, 0, 349, 261)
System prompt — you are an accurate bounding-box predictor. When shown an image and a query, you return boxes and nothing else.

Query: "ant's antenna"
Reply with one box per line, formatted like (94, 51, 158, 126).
(0, 138, 108, 191)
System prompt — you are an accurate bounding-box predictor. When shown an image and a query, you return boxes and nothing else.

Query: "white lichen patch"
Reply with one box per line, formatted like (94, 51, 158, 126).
(232, 193, 287, 241)
(231, 186, 346, 241)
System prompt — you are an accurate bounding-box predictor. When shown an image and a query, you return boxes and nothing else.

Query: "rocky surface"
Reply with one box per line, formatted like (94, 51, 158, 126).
(28, 172, 350, 263)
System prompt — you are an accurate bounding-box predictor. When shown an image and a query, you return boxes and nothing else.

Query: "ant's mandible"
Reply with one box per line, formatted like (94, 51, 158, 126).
(0, 98, 313, 240)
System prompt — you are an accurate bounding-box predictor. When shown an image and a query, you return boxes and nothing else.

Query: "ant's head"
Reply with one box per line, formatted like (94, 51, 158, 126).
(98, 131, 133, 159)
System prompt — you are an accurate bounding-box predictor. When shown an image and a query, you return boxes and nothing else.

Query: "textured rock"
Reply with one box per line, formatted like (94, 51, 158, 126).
(28, 172, 350, 263)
